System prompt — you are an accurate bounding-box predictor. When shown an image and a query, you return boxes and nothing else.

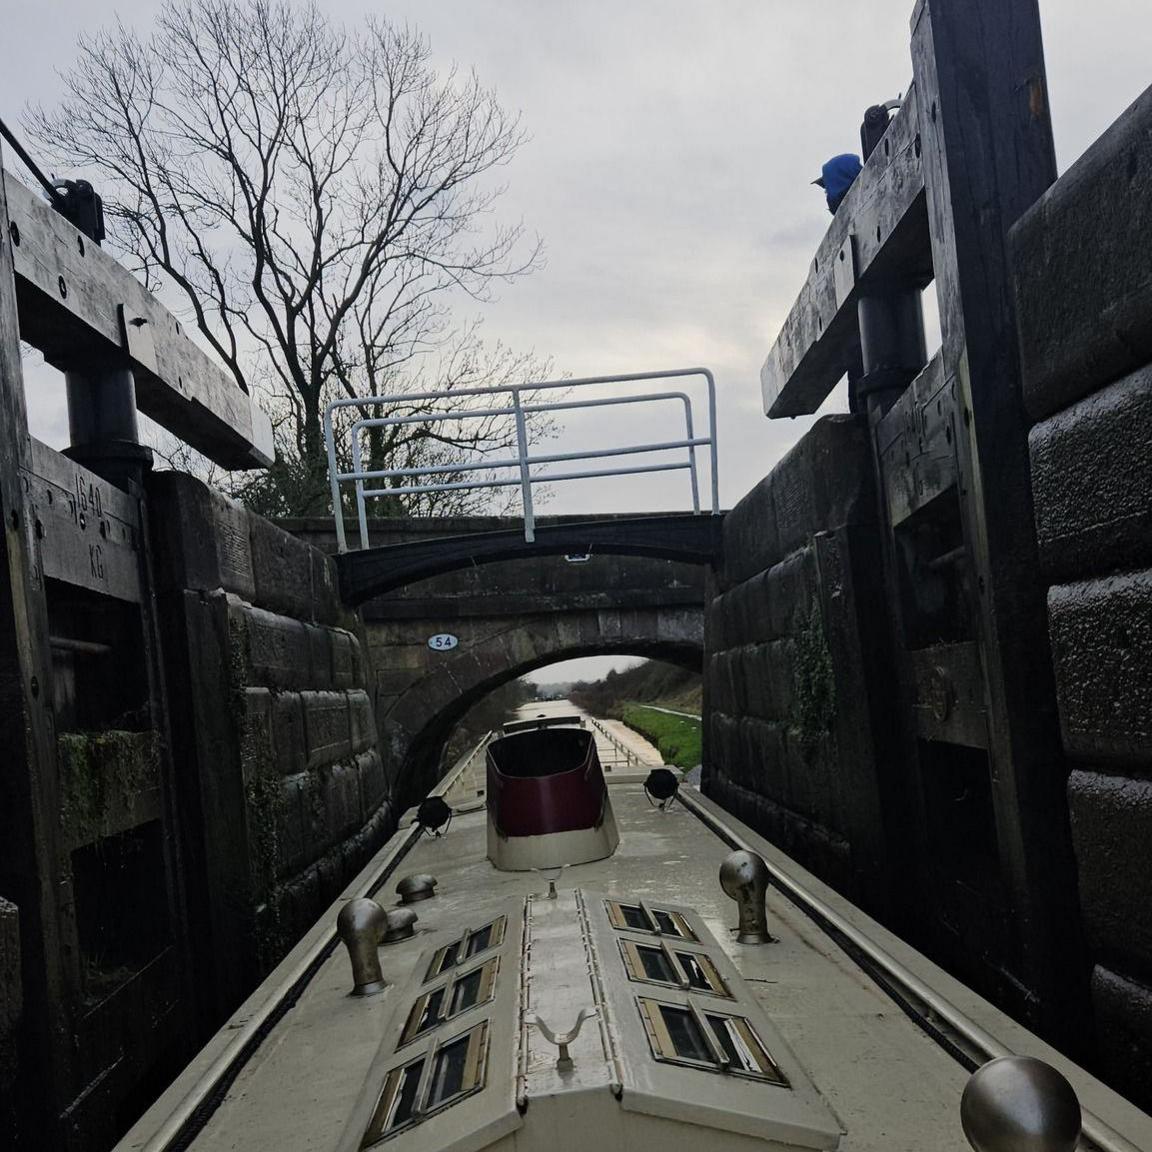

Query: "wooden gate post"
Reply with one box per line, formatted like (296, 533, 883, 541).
(0, 145, 74, 1135)
(909, 0, 1084, 1034)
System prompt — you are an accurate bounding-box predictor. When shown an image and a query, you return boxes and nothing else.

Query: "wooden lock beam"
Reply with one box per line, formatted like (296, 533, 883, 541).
(760, 87, 933, 419)
(4, 171, 273, 471)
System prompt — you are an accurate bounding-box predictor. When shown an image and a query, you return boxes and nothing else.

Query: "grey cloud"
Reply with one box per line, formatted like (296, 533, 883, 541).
(3, 0, 1149, 519)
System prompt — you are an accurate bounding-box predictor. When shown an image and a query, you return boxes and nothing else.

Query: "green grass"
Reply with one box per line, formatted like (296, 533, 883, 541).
(620, 704, 702, 770)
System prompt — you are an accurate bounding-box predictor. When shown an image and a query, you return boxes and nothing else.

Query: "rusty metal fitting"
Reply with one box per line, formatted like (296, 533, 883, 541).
(396, 873, 437, 904)
(381, 907, 418, 944)
(336, 897, 388, 996)
(719, 849, 772, 944)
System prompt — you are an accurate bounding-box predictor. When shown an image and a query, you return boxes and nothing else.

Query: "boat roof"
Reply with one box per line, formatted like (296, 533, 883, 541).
(116, 771, 1152, 1152)
(501, 714, 585, 733)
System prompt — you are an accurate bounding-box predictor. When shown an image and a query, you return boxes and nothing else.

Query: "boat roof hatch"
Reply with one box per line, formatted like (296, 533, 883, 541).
(339, 890, 840, 1152)
(485, 729, 619, 871)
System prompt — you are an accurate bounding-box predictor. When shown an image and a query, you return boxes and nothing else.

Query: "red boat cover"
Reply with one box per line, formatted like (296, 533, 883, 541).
(486, 728, 608, 838)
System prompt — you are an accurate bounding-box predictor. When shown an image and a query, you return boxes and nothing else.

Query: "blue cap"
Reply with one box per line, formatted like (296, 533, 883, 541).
(813, 154, 863, 210)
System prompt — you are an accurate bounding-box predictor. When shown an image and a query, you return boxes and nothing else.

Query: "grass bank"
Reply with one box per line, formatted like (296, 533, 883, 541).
(621, 704, 702, 770)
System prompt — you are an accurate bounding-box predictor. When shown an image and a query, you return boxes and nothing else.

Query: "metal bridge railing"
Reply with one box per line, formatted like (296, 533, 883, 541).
(587, 717, 642, 771)
(323, 367, 719, 551)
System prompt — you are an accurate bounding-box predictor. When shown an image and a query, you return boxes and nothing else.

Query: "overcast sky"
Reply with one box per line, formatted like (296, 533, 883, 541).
(3, 0, 1148, 687)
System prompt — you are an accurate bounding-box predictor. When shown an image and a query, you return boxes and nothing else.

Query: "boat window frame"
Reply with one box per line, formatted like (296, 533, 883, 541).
(424, 916, 507, 982)
(605, 899, 698, 941)
(364, 1021, 490, 1145)
(399, 956, 500, 1047)
(619, 939, 731, 998)
(635, 997, 788, 1086)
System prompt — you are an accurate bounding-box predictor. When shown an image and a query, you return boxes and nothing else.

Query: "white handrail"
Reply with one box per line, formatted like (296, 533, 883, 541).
(323, 367, 719, 551)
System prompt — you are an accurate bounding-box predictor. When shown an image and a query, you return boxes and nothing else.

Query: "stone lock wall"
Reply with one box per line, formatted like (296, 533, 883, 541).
(1013, 83, 1152, 1106)
(148, 473, 392, 1019)
(702, 416, 894, 913)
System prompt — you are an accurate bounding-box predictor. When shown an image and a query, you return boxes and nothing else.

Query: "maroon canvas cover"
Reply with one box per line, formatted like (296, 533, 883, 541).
(486, 729, 608, 837)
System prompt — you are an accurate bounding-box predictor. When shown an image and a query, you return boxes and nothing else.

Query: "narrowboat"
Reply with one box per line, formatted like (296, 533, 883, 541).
(114, 714, 1152, 1152)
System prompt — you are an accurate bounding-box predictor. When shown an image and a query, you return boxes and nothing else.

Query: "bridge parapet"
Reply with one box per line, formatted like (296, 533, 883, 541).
(329, 513, 722, 605)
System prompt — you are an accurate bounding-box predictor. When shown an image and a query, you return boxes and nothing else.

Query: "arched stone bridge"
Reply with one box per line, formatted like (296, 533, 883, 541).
(284, 514, 717, 802)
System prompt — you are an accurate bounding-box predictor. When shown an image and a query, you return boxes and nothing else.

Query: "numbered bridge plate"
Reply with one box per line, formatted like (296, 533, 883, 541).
(427, 633, 459, 652)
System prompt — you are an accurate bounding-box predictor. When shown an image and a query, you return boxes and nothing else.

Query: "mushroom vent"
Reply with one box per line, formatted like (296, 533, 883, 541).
(485, 727, 618, 871)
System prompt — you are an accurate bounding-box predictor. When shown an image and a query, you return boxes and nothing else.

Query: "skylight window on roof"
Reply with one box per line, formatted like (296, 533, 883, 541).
(363, 1022, 489, 1146)
(401, 958, 499, 1046)
(425, 917, 506, 982)
(619, 941, 731, 997)
(636, 998, 788, 1086)
(605, 900, 697, 940)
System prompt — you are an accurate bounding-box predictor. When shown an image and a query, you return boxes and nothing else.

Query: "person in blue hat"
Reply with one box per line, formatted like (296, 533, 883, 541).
(813, 154, 863, 214)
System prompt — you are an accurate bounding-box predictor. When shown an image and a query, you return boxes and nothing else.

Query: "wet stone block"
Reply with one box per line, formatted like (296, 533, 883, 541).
(1014, 84, 1152, 420)
(316, 849, 343, 905)
(741, 571, 778, 647)
(357, 749, 388, 814)
(1030, 364, 1152, 579)
(239, 688, 274, 781)
(722, 416, 871, 585)
(1069, 769, 1152, 971)
(706, 597, 727, 651)
(331, 630, 356, 689)
(728, 583, 756, 647)
(243, 606, 310, 691)
(277, 864, 321, 948)
(275, 775, 307, 879)
(707, 651, 737, 717)
(299, 771, 326, 854)
(311, 547, 342, 625)
(348, 689, 376, 754)
(323, 761, 363, 842)
(1048, 571, 1152, 765)
(209, 489, 256, 600)
(273, 692, 306, 776)
(765, 549, 818, 640)
(756, 719, 789, 799)
(709, 713, 740, 779)
(705, 774, 851, 896)
(249, 514, 317, 620)
(727, 648, 752, 716)
(722, 474, 780, 586)
(765, 637, 797, 723)
(306, 624, 333, 688)
(302, 691, 352, 769)
(1091, 965, 1152, 1111)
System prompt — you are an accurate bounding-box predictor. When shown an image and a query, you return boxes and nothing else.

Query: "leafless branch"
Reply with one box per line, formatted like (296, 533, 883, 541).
(27, 0, 546, 515)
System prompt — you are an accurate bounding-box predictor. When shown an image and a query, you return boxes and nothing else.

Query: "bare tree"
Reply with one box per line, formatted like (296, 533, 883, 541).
(29, 0, 548, 515)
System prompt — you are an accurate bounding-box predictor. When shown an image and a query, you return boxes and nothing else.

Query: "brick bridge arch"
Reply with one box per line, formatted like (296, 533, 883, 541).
(284, 515, 712, 804)
(381, 605, 704, 803)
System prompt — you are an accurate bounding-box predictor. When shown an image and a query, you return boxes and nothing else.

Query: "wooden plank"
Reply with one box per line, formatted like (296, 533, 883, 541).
(4, 172, 273, 470)
(24, 440, 141, 603)
(761, 86, 933, 418)
(0, 143, 74, 1134)
(909, 641, 988, 748)
(909, 0, 1080, 1036)
(875, 351, 956, 526)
